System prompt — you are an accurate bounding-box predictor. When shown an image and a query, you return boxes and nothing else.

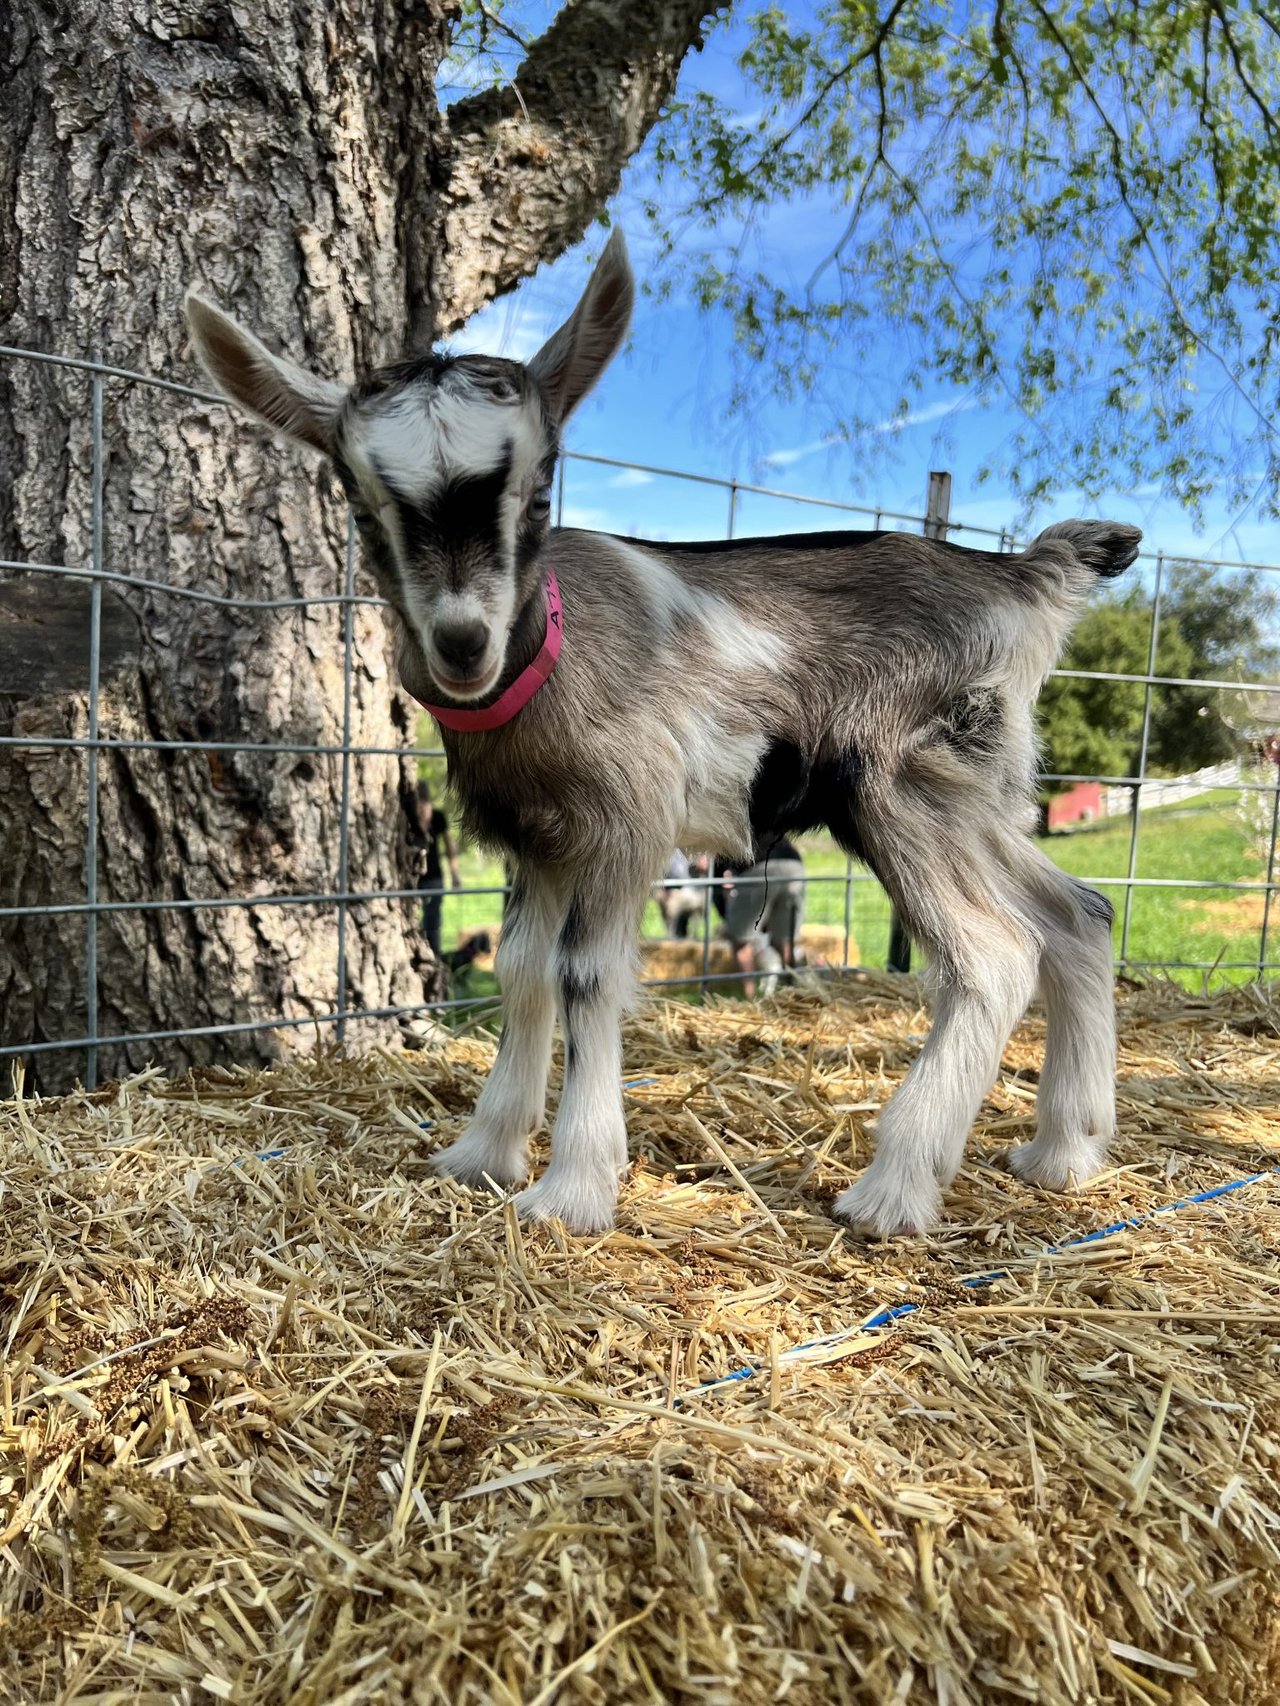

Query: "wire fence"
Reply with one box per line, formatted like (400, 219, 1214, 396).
(1, 341, 1278, 1088)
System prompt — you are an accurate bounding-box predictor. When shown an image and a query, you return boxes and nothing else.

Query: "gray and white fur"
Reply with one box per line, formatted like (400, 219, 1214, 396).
(186, 232, 1139, 1237)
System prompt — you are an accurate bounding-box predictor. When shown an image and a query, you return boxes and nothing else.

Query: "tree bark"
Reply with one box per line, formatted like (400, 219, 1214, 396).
(0, 0, 722, 1091)
(439, 1, 726, 333)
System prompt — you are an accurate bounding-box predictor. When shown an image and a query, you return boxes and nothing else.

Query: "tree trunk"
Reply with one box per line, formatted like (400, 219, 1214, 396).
(0, 0, 459, 1091)
(0, 0, 723, 1091)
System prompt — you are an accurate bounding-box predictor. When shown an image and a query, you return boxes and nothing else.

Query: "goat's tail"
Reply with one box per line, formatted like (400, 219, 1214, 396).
(1031, 519, 1142, 579)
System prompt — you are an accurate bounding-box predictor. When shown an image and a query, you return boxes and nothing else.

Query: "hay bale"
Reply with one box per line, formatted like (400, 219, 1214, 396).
(641, 923, 859, 984)
(2, 976, 1279, 1703)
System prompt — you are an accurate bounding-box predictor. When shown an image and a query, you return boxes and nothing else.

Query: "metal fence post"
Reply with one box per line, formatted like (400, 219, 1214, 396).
(842, 855, 853, 968)
(83, 356, 105, 1089)
(887, 470, 952, 973)
(1258, 763, 1280, 978)
(699, 870, 713, 1001)
(334, 513, 357, 1043)
(1119, 553, 1164, 967)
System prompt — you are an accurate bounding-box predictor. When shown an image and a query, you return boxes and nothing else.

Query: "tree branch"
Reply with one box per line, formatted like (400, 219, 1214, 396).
(696, 0, 914, 226)
(1027, 0, 1276, 446)
(436, 0, 728, 333)
(1209, 0, 1280, 144)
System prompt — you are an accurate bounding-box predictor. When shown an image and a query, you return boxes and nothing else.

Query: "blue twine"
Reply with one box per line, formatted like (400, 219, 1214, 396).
(234, 1082, 1279, 1393)
(687, 1163, 1280, 1398)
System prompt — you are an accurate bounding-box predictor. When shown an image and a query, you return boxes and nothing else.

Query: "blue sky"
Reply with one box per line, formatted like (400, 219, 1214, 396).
(445, 7, 1280, 574)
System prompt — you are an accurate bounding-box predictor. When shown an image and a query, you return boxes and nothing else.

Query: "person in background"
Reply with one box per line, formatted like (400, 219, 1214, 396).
(687, 852, 731, 924)
(657, 849, 703, 939)
(410, 780, 461, 960)
(723, 837, 806, 998)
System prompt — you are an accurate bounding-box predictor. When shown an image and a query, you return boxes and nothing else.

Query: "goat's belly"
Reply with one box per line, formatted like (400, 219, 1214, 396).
(672, 721, 764, 861)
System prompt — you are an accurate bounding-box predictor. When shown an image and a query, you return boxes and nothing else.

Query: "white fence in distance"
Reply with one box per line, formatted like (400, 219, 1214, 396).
(1102, 762, 1242, 819)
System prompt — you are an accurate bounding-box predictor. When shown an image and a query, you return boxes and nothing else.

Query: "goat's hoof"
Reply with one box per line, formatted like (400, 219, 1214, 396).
(832, 1171, 942, 1238)
(514, 1174, 618, 1235)
(430, 1130, 530, 1190)
(1006, 1136, 1107, 1192)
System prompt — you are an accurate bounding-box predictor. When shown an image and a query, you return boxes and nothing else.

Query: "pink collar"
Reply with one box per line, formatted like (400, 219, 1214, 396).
(417, 570, 562, 733)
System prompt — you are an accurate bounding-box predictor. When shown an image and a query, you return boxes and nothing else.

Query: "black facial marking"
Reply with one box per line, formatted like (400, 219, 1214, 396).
(516, 518, 545, 572)
(515, 454, 558, 571)
(348, 351, 456, 407)
(397, 453, 514, 568)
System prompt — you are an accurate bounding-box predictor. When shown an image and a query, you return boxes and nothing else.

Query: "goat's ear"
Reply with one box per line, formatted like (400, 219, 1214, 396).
(184, 294, 345, 455)
(528, 230, 634, 425)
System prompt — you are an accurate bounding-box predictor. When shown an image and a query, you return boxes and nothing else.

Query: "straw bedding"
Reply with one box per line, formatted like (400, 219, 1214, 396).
(2, 975, 1279, 1705)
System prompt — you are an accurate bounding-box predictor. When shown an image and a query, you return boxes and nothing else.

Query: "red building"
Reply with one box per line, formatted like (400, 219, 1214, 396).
(1045, 781, 1106, 832)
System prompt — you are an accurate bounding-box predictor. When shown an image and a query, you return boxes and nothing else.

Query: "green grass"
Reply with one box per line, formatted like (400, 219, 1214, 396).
(423, 781, 1274, 1008)
(1032, 788, 1270, 983)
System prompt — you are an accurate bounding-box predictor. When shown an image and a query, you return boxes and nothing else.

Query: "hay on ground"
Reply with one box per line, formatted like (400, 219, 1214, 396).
(2, 975, 1279, 1704)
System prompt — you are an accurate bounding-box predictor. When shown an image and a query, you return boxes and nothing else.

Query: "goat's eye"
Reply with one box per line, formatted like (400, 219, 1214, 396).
(484, 375, 519, 402)
(529, 487, 552, 521)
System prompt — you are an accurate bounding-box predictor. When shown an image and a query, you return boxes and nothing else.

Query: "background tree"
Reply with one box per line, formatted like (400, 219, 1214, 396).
(1149, 563, 1280, 771)
(1038, 567, 1279, 781)
(0, 0, 723, 1090)
(1037, 597, 1194, 782)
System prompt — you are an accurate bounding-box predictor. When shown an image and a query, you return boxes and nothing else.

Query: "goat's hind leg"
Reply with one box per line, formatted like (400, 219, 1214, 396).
(431, 866, 560, 1190)
(1006, 850, 1116, 1190)
(834, 783, 1040, 1236)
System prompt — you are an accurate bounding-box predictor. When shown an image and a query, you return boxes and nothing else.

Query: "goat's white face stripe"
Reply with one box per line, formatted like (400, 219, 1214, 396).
(352, 389, 511, 504)
(336, 378, 556, 697)
(347, 384, 547, 506)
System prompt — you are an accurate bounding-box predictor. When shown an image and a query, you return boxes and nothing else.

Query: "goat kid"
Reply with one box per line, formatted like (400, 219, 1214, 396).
(186, 233, 1138, 1238)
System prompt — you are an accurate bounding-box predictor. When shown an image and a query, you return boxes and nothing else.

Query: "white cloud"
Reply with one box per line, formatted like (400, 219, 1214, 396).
(607, 468, 654, 489)
(762, 396, 980, 471)
(760, 435, 839, 469)
(872, 396, 980, 435)
(560, 503, 611, 529)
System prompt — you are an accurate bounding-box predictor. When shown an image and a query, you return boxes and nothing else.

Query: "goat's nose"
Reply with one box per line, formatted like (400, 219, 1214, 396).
(434, 620, 490, 676)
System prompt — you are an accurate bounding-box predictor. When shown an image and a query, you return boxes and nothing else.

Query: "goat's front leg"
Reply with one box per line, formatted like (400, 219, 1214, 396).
(431, 866, 560, 1190)
(514, 877, 645, 1234)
